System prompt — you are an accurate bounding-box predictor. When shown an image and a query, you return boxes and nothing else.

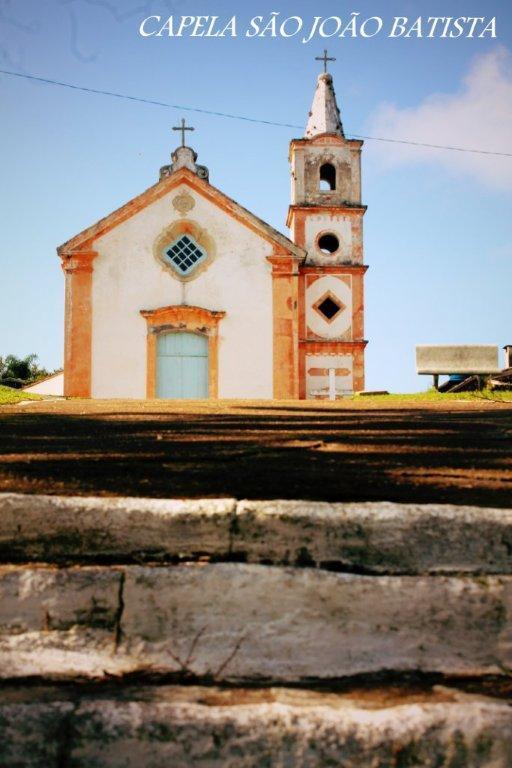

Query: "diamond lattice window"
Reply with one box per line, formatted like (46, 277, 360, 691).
(163, 235, 207, 276)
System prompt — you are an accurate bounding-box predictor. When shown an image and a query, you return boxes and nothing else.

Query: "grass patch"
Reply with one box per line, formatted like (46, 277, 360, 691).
(0, 385, 43, 406)
(353, 389, 512, 403)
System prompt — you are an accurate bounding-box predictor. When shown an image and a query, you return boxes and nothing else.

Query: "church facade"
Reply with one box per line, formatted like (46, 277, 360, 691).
(58, 67, 368, 399)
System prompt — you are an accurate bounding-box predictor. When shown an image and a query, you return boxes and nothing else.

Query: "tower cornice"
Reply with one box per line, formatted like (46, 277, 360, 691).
(300, 264, 369, 275)
(290, 135, 364, 149)
(286, 203, 367, 228)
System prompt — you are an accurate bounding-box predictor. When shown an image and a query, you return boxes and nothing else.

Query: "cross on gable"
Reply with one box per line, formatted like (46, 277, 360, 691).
(315, 49, 336, 73)
(172, 117, 195, 147)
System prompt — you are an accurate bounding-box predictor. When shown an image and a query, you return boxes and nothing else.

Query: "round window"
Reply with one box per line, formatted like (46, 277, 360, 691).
(317, 233, 339, 255)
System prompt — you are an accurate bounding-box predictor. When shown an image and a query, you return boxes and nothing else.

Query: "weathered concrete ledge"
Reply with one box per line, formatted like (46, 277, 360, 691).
(1, 684, 512, 767)
(235, 500, 512, 574)
(0, 493, 235, 563)
(2, 563, 512, 681)
(2, 493, 512, 573)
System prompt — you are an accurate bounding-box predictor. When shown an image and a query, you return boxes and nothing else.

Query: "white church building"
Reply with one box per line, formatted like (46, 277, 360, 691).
(58, 61, 368, 399)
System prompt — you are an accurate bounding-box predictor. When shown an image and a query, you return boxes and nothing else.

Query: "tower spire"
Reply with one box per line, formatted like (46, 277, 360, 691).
(305, 54, 344, 138)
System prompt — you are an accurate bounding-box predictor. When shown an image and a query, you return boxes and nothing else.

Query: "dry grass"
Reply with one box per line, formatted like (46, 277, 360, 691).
(0, 385, 42, 406)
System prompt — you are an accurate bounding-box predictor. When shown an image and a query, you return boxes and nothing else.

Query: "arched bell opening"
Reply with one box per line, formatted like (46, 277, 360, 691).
(319, 162, 336, 191)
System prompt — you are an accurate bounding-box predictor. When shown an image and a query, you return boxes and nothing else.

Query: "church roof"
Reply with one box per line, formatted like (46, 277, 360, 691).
(305, 73, 344, 139)
(58, 168, 305, 260)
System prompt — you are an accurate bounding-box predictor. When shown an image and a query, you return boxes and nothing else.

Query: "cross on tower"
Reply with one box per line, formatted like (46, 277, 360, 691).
(172, 117, 195, 147)
(315, 48, 336, 73)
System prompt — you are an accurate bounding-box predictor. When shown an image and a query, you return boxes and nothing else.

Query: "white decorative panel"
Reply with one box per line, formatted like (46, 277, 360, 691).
(306, 354, 353, 399)
(304, 214, 353, 265)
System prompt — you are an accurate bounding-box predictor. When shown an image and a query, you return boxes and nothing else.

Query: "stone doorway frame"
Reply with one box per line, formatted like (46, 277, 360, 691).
(140, 305, 225, 398)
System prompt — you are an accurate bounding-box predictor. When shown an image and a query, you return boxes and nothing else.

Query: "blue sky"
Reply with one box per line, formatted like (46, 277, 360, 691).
(1, 0, 511, 392)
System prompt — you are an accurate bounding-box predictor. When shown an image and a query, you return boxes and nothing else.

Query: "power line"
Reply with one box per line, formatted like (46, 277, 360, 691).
(0, 68, 302, 129)
(1, 67, 511, 158)
(350, 134, 512, 157)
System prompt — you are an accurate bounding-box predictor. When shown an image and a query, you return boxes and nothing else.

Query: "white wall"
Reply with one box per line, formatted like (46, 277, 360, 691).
(304, 214, 354, 265)
(23, 371, 64, 396)
(91, 184, 274, 398)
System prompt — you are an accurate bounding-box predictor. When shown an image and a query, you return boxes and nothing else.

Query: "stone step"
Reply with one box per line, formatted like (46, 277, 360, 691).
(3, 493, 512, 764)
(2, 683, 512, 767)
(2, 563, 512, 682)
(2, 493, 512, 573)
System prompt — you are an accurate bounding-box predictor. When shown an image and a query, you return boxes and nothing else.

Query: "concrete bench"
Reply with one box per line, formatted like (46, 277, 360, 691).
(416, 345, 501, 390)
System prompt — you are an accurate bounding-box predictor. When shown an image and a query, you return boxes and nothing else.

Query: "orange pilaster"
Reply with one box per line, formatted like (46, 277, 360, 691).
(353, 345, 365, 392)
(61, 250, 97, 397)
(267, 252, 301, 399)
(352, 270, 365, 341)
(290, 209, 306, 248)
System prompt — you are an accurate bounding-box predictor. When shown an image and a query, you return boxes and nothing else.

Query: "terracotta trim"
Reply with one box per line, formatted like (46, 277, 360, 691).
(289, 136, 363, 152)
(287, 204, 366, 228)
(290, 208, 306, 248)
(140, 305, 225, 398)
(300, 340, 368, 351)
(352, 271, 365, 341)
(267, 254, 301, 399)
(58, 168, 305, 261)
(293, 205, 367, 214)
(307, 366, 351, 377)
(298, 271, 306, 398)
(61, 250, 98, 397)
(300, 265, 369, 275)
(353, 215, 364, 262)
(353, 345, 365, 392)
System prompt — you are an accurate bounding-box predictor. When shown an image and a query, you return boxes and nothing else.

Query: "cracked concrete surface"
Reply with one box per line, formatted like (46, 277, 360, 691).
(2, 563, 512, 681)
(2, 685, 512, 767)
(2, 493, 512, 573)
(2, 492, 512, 765)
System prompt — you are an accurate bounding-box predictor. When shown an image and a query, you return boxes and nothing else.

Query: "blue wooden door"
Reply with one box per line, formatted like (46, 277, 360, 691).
(156, 332, 208, 398)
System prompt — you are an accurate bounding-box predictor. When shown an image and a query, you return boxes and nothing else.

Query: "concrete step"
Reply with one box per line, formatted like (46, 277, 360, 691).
(2, 683, 512, 768)
(2, 493, 512, 765)
(2, 563, 512, 681)
(2, 493, 512, 573)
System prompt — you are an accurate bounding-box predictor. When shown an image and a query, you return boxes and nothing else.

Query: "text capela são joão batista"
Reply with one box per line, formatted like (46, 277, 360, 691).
(138, 13, 497, 41)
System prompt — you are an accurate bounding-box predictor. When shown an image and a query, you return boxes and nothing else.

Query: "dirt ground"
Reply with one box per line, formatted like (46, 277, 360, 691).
(0, 398, 511, 506)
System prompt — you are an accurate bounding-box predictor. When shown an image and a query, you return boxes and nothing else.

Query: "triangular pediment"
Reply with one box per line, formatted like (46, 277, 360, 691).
(58, 168, 305, 260)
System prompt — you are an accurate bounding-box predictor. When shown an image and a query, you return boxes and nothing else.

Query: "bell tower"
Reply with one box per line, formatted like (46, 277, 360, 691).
(287, 53, 368, 398)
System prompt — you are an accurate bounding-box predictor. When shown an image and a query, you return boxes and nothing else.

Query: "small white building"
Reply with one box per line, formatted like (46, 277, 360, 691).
(23, 371, 64, 396)
(58, 66, 368, 399)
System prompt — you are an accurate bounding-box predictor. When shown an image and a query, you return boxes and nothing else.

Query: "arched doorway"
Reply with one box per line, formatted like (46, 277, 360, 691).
(156, 331, 208, 398)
